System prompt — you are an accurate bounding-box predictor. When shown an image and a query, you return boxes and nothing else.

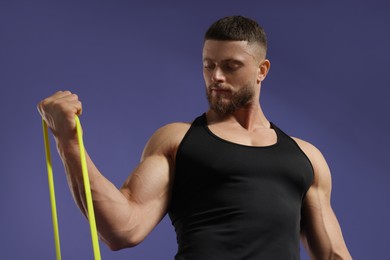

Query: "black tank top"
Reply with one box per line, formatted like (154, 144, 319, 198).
(168, 114, 314, 260)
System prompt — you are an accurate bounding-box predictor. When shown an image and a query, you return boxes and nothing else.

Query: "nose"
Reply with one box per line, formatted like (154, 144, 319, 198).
(211, 67, 225, 83)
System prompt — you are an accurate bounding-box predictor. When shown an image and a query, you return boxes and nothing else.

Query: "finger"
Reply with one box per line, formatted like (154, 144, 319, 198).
(55, 93, 80, 103)
(45, 91, 77, 104)
(50, 93, 80, 110)
(52, 90, 77, 100)
(38, 91, 74, 109)
(67, 100, 83, 115)
(38, 91, 82, 120)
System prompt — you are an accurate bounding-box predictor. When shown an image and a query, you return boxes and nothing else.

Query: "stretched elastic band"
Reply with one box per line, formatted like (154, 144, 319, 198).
(42, 116, 101, 260)
(42, 119, 61, 260)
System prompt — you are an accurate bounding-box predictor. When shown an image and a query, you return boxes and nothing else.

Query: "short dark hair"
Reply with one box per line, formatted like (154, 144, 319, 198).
(204, 15, 267, 53)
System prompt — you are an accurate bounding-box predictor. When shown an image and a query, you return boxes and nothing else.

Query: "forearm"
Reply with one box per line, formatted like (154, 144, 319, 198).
(56, 139, 139, 249)
(302, 232, 352, 260)
(301, 203, 352, 260)
(38, 91, 146, 248)
(321, 211, 352, 260)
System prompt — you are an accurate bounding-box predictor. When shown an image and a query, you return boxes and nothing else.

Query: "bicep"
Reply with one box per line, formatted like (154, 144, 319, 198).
(118, 125, 179, 237)
(120, 153, 173, 232)
(121, 153, 172, 208)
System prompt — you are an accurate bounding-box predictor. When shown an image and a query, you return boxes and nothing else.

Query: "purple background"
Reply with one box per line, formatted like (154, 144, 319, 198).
(1, 0, 389, 259)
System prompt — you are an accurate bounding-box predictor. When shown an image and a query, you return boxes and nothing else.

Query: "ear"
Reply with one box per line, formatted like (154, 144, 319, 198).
(257, 59, 271, 83)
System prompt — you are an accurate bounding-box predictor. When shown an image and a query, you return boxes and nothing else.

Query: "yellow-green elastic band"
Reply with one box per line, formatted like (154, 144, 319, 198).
(43, 116, 101, 260)
(42, 119, 62, 260)
(75, 116, 101, 260)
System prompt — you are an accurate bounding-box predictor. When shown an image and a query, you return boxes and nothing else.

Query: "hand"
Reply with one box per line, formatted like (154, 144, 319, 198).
(37, 91, 82, 140)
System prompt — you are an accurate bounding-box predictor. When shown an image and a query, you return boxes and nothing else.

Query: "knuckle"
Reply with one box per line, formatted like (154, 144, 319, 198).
(52, 98, 61, 105)
(39, 99, 49, 109)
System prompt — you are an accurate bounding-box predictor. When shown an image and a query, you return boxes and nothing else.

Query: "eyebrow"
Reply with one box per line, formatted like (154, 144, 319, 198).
(203, 58, 244, 65)
(223, 59, 244, 65)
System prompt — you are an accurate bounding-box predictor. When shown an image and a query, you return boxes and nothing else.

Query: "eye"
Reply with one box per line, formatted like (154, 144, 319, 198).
(203, 62, 215, 71)
(223, 62, 241, 72)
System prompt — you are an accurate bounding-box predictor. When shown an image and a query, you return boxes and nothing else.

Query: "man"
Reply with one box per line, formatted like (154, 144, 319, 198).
(38, 16, 352, 259)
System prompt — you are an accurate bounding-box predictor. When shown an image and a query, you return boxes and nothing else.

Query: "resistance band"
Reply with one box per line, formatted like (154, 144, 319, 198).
(42, 116, 101, 260)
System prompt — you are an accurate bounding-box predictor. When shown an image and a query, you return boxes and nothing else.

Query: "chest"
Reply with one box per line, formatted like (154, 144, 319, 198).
(171, 125, 314, 229)
(207, 124, 277, 147)
(175, 124, 313, 200)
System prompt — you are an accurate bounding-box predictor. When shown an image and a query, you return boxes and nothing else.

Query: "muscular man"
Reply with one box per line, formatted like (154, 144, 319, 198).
(38, 16, 352, 259)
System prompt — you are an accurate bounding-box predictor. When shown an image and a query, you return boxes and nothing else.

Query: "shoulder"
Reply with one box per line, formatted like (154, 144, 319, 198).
(291, 137, 331, 187)
(142, 122, 191, 159)
(150, 122, 192, 144)
(291, 137, 323, 161)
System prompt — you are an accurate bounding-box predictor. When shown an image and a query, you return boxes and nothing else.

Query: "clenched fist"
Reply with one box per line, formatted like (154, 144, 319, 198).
(37, 91, 82, 140)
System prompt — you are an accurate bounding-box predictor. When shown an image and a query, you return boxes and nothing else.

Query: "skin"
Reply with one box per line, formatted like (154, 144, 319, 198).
(38, 39, 352, 259)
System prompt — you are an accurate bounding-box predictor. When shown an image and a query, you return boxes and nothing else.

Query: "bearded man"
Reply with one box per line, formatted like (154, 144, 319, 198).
(38, 15, 352, 259)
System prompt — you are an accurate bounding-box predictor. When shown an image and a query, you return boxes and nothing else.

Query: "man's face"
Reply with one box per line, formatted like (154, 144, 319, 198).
(202, 40, 263, 115)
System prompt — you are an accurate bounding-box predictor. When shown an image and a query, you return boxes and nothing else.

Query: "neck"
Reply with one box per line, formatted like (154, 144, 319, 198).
(206, 102, 270, 131)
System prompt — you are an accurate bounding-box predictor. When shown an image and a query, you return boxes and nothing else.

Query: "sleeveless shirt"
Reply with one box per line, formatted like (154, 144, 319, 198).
(168, 114, 314, 260)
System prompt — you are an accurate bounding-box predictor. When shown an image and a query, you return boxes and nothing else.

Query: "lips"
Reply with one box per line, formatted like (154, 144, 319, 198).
(211, 88, 230, 93)
(210, 85, 232, 93)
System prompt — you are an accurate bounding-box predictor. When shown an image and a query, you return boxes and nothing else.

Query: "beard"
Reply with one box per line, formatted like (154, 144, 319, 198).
(206, 83, 254, 115)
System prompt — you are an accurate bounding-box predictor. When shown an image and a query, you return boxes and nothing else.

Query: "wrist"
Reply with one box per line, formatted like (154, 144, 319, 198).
(55, 136, 80, 157)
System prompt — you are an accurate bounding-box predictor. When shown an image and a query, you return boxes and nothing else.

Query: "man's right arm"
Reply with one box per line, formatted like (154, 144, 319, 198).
(38, 91, 186, 250)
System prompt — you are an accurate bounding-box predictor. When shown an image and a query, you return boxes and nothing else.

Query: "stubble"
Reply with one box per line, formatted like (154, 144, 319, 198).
(206, 84, 254, 115)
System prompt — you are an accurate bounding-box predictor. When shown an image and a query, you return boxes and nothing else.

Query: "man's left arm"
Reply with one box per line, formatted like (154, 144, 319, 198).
(294, 138, 352, 260)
